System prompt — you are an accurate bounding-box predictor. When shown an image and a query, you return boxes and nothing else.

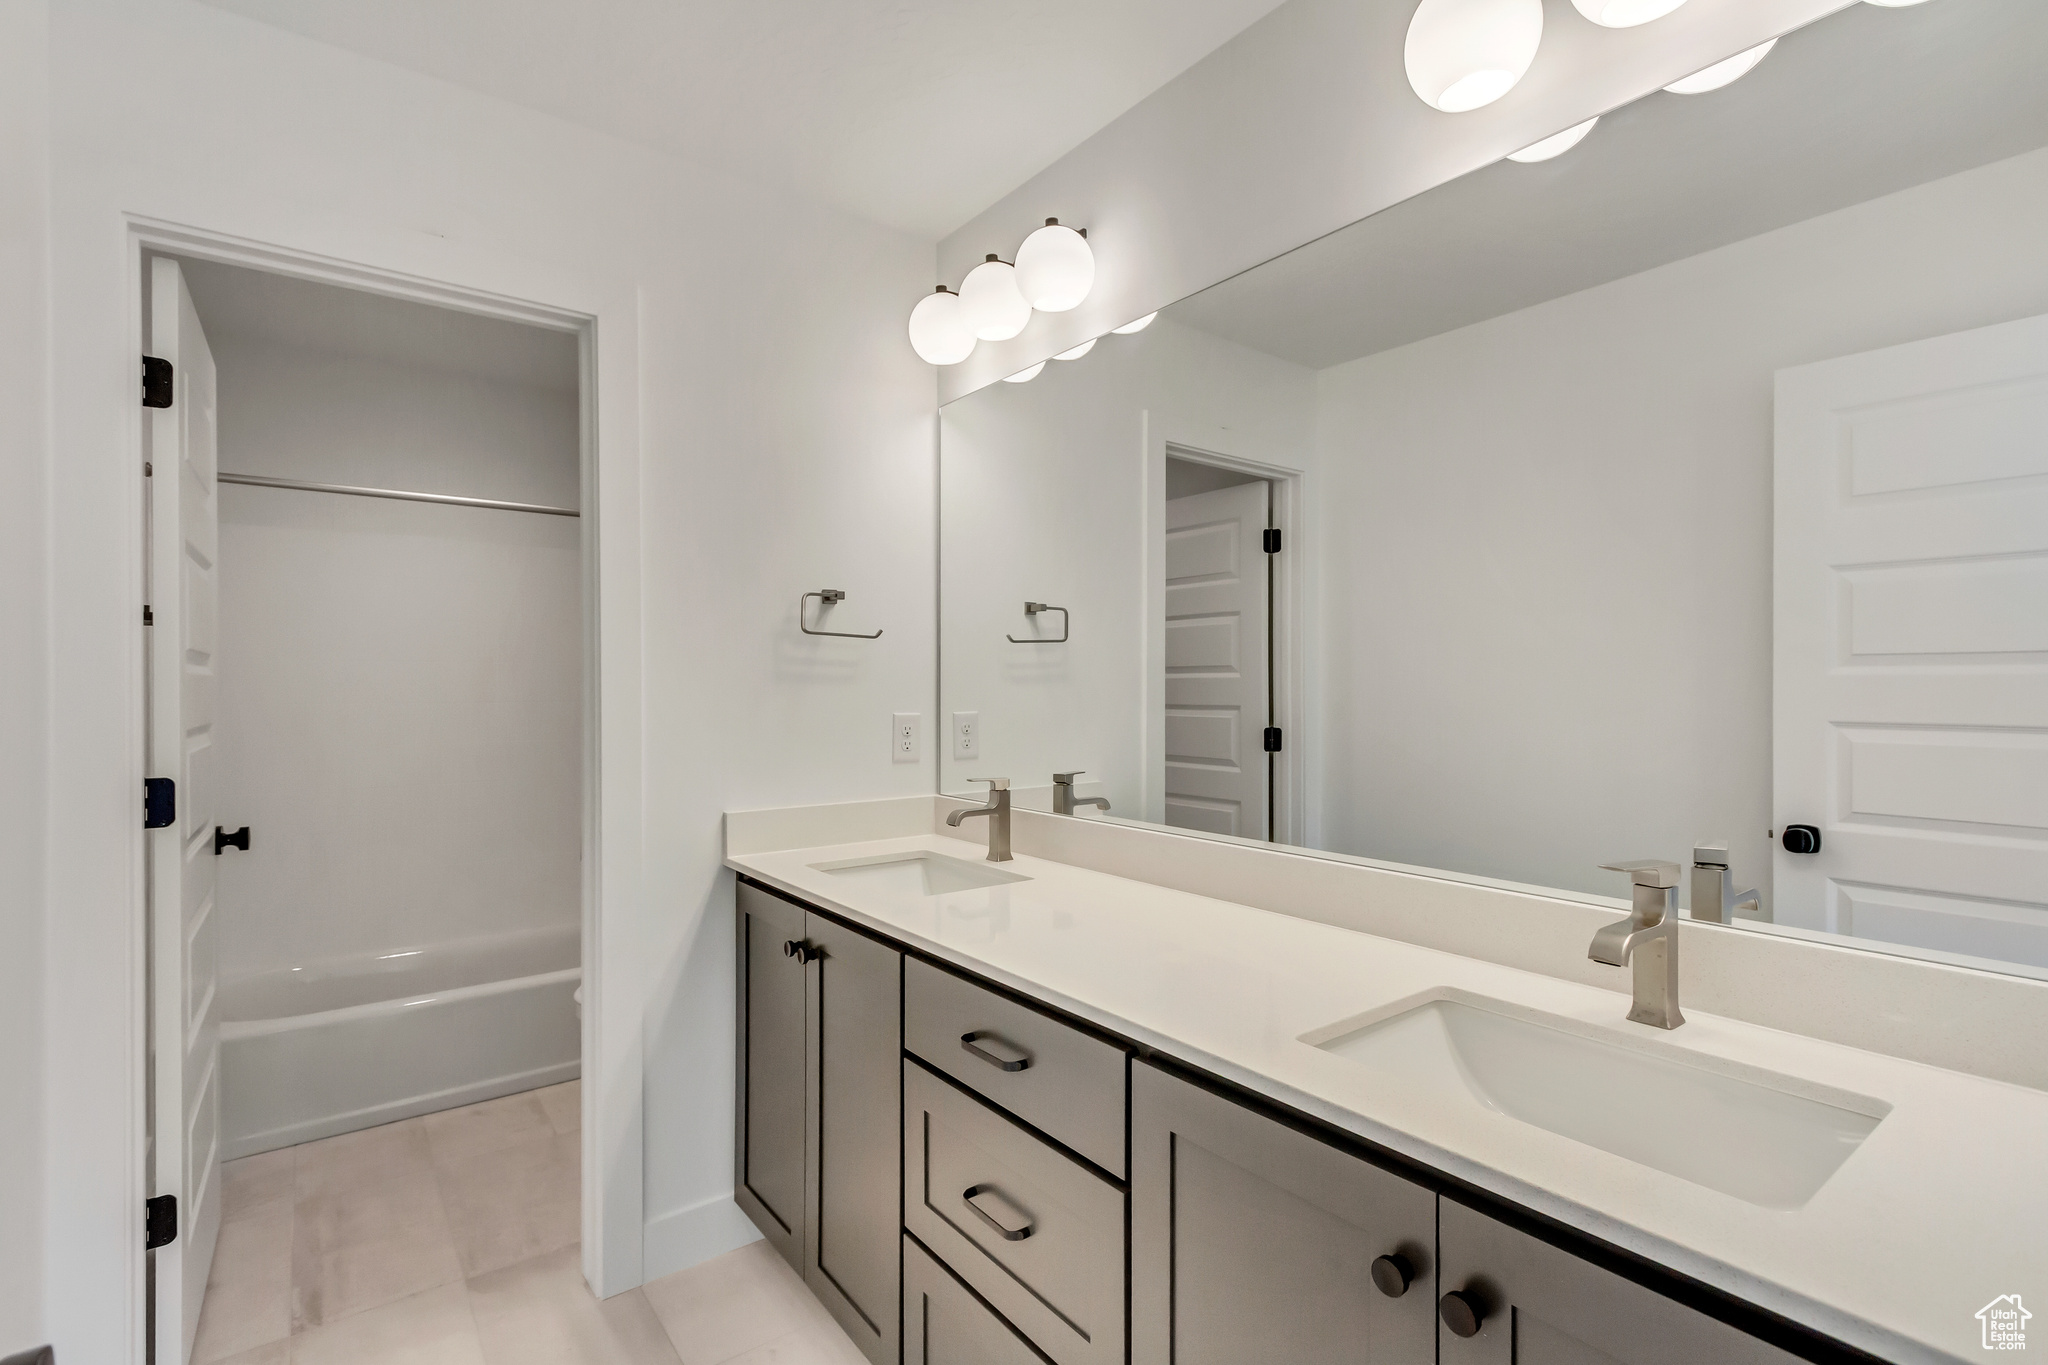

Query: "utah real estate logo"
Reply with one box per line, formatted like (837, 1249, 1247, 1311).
(1979, 1295, 2030, 1352)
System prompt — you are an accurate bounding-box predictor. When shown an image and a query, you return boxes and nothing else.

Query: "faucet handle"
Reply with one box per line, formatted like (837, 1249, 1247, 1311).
(1052, 771, 1083, 784)
(969, 777, 1010, 791)
(1692, 842, 1730, 868)
(1600, 860, 1681, 888)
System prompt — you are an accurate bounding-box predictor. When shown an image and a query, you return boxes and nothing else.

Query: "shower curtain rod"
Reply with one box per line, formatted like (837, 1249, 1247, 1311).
(218, 470, 580, 518)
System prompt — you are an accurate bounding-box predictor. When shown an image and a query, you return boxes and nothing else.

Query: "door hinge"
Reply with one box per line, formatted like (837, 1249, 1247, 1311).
(143, 606, 153, 626)
(1263, 727, 1282, 753)
(142, 357, 173, 409)
(1262, 528, 1282, 554)
(145, 1194, 178, 1249)
(144, 778, 176, 830)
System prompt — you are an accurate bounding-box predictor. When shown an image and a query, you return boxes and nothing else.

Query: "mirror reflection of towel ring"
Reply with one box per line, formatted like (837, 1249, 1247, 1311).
(799, 589, 883, 639)
(1007, 601, 1069, 643)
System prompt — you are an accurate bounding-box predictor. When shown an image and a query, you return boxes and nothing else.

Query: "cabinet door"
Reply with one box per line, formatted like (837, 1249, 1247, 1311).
(1132, 1061, 1437, 1365)
(803, 913, 903, 1365)
(734, 881, 808, 1269)
(1437, 1199, 1801, 1365)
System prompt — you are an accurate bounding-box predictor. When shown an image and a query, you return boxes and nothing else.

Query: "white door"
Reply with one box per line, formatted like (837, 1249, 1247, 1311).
(1774, 312, 2048, 970)
(1163, 480, 1271, 838)
(150, 256, 224, 1364)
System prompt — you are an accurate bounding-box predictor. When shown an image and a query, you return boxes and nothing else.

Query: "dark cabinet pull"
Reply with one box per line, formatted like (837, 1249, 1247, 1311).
(782, 939, 823, 964)
(1370, 1253, 1413, 1298)
(960, 1030, 1032, 1073)
(1438, 1290, 1485, 1339)
(962, 1184, 1034, 1241)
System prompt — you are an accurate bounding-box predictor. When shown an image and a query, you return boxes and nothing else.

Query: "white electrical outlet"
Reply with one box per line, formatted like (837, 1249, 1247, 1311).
(952, 711, 979, 761)
(891, 713, 920, 764)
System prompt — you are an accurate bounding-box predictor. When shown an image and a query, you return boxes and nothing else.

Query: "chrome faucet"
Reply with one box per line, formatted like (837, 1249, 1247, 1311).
(1589, 860, 1685, 1029)
(1052, 771, 1111, 817)
(1690, 842, 1762, 924)
(946, 778, 1013, 862)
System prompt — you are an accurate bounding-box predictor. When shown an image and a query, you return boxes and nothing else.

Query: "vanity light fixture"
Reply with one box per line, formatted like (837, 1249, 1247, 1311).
(1403, 0, 1544, 113)
(1570, 0, 1686, 27)
(1112, 312, 1159, 334)
(1014, 220, 1095, 312)
(1052, 339, 1096, 361)
(1662, 38, 1776, 93)
(1507, 117, 1599, 163)
(907, 286, 976, 366)
(1003, 362, 1047, 383)
(960, 254, 1033, 341)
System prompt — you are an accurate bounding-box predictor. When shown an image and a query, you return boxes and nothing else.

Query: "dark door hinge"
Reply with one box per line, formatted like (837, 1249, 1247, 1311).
(1263, 727, 1282, 753)
(1262, 528, 1282, 554)
(214, 826, 251, 855)
(143, 606, 154, 626)
(145, 1194, 178, 1249)
(142, 356, 173, 409)
(144, 778, 176, 830)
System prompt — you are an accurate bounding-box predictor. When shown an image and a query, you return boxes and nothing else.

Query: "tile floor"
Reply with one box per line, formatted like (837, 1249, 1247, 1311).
(194, 1081, 865, 1365)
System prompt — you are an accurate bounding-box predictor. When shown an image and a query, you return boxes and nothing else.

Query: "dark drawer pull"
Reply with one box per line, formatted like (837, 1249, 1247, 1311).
(961, 1030, 1033, 1072)
(962, 1184, 1034, 1241)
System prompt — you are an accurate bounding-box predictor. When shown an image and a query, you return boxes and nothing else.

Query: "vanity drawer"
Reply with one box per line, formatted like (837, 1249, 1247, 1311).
(904, 1234, 1047, 1365)
(905, 956, 1127, 1176)
(904, 1061, 1125, 1365)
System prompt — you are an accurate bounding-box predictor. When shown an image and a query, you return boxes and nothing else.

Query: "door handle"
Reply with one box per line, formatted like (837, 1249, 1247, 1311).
(1780, 824, 1822, 854)
(213, 825, 250, 855)
(960, 1030, 1032, 1073)
(962, 1184, 1034, 1241)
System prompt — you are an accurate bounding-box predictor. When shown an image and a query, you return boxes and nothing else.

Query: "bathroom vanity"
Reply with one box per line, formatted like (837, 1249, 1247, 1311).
(727, 820, 2047, 1365)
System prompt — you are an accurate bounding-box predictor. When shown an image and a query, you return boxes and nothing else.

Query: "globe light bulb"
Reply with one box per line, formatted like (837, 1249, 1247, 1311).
(1404, 0, 1544, 113)
(906, 287, 975, 366)
(1003, 362, 1047, 384)
(1053, 339, 1096, 361)
(1014, 220, 1096, 312)
(959, 255, 1032, 341)
(1570, 0, 1685, 26)
(1507, 117, 1599, 163)
(1663, 38, 1776, 94)
(1112, 312, 1158, 335)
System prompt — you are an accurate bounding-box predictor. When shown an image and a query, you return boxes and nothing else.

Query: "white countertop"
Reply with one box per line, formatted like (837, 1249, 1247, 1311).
(728, 832, 2048, 1365)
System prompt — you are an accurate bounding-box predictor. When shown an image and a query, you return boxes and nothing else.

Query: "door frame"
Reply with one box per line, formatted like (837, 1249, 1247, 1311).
(123, 215, 642, 1332)
(1142, 425, 1307, 846)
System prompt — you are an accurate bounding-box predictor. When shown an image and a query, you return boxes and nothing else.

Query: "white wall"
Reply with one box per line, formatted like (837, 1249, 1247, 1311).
(211, 335, 582, 974)
(0, 0, 51, 1354)
(42, 0, 935, 1358)
(936, 0, 1856, 398)
(939, 318, 1312, 816)
(1314, 145, 2048, 902)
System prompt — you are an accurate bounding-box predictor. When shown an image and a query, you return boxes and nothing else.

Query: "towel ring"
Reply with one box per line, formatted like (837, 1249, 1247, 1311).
(800, 589, 883, 639)
(1007, 601, 1069, 644)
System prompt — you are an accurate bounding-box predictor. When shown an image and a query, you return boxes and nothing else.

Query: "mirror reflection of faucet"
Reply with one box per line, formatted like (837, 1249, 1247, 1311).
(1691, 842, 1764, 923)
(1052, 771, 1110, 817)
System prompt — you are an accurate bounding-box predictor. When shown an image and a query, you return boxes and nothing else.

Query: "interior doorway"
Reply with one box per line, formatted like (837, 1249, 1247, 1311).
(142, 251, 590, 1365)
(1159, 452, 1284, 841)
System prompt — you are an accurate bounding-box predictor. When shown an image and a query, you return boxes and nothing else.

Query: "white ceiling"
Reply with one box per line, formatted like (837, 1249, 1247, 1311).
(1169, 0, 2048, 370)
(174, 256, 581, 394)
(188, 0, 1291, 238)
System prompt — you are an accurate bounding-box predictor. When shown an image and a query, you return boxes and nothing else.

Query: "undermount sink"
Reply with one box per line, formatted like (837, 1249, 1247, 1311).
(809, 851, 1031, 896)
(1303, 990, 1888, 1210)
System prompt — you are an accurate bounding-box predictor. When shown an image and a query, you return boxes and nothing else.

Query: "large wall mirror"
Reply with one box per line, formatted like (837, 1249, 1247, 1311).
(938, 0, 2048, 979)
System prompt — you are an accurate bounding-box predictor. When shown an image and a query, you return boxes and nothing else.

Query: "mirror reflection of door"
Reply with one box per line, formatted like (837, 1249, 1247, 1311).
(1162, 456, 1273, 840)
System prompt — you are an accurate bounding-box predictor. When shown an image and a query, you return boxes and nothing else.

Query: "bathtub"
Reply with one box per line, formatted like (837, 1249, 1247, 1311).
(219, 924, 580, 1159)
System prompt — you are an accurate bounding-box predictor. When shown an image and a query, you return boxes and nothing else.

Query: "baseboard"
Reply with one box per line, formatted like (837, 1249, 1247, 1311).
(220, 1060, 581, 1160)
(641, 1193, 763, 1284)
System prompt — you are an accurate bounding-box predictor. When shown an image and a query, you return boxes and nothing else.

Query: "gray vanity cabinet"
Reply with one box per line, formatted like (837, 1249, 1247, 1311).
(733, 881, 901, 1365)
(1435, 1199, 1800, 1365)
(1131, 1060, 1438, 1365)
